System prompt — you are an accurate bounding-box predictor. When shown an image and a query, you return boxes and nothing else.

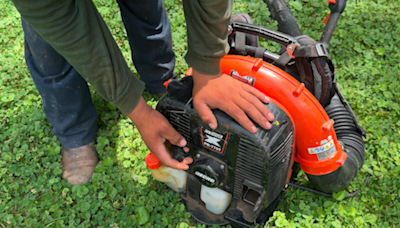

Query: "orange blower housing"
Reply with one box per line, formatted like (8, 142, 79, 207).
(220, 55, 347, 176)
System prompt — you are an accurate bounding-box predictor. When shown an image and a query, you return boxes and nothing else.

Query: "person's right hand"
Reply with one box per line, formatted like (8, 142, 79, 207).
(192, 70, 275, 134)
(127, 97, 193, 170)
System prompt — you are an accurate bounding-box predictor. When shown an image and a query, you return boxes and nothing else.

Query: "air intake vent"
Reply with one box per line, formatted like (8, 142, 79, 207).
(168, 110, 191, 142)
(233, 136, 264, 199)
(267, 131, 294, 203)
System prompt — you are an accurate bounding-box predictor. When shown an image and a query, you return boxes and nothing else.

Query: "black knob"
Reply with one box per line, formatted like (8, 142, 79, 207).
(191, 158, 225, 187)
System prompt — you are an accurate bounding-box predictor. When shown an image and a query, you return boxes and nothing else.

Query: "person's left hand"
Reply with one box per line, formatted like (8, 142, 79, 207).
(192, 70, 275, 133)
(127, 97, 193, 170)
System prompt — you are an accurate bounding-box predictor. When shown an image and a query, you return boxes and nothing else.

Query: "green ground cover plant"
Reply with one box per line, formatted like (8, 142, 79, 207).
(1, 0, 399, 227)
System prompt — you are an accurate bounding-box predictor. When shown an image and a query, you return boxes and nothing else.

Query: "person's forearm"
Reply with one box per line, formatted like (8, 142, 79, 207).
(183, 0, 233, 75)
(11, 0, 144, 115)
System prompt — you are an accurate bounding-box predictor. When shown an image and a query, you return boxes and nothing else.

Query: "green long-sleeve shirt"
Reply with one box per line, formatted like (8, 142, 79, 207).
(11, 0, 232, 115)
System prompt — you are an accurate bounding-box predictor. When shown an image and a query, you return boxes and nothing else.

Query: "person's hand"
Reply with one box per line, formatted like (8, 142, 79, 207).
(192, 70, 275, 133)
(127, 97, 193, 170)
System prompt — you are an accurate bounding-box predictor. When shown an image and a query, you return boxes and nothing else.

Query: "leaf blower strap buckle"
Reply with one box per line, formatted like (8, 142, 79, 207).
(294, 43, 329, 58)
(274, 42, 330, 67)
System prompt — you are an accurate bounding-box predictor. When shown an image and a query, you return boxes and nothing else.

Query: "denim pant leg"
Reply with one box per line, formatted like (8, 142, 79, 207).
(117, 0, 177, 95)
(22, 18, 98, 149)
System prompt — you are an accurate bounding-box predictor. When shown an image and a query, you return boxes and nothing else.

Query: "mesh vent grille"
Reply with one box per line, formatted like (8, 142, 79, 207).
(169, 111, 191, 142)
(267, 131, 294, 203)
(234, 136, 264, 199)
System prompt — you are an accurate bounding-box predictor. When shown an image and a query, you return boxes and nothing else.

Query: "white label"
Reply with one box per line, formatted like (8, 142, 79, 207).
(195, 171, 215, 184)
(204, 129, 223, 139)
(308, 139, 335, 155)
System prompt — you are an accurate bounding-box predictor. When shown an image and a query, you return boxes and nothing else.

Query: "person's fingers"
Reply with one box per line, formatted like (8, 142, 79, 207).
(159, 122, 187, 147)
(220, 103, 257, 133)
(182, 156, 193, 164)
(161, 157, 190, 170)
(235, 97, 271, 130)
(241, 85, 275, 122)
(151, 140, 191, 170)
(193, 100, 218, 129)
(242, 84, 271, 104)
(237, 91, 273, 129)
(158, 149, 193, 170)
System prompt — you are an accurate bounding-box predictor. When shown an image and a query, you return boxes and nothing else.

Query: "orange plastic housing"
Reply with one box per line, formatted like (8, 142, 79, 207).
(219, 55, 347, 176)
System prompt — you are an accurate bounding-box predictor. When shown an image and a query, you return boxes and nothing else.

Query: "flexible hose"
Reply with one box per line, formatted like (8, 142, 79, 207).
(263, 0, 302, 37)
(307, 94, 365, 193)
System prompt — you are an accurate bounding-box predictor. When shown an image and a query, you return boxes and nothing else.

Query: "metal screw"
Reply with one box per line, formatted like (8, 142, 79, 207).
(196, 154, 201, 158)
(288, 46, 293, 51)
(220, 165, 225, 169)
(227, 25, 233, 35)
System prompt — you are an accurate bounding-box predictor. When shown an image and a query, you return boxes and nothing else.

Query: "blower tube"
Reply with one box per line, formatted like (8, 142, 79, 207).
(307, 94, 365, 193)
(263, 0, 364, 193)
(263, 0, 302, 37)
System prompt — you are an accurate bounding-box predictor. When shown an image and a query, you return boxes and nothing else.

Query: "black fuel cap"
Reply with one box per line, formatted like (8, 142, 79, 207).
(191, 158, 225, 187)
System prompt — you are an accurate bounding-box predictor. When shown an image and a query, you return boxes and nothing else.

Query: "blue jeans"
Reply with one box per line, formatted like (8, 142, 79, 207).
(22, 0, 176, 149)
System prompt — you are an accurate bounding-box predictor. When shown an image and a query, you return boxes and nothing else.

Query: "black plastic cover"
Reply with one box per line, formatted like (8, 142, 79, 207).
(156, 76, 295, 227)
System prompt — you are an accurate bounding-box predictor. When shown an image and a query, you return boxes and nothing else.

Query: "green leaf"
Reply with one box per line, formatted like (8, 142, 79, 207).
(184, 212, 191, 219)
(349, 207, 357, 217)
(98, 137, 109, 147)
(49, 146, 61, 155)
(80, 202, 91, 212)
(178, 222, 189, 228)
(122, 160, 131, 168)
(136, 206, 150, 225)
(107, 103, 117, 111)
(275, 216, 290, 227)
(103, 157, 114, 166)
(177, 203, 185, 212)
(72, 185, 89, 198)
(28, 207, 39, 216)
(323, 201, 334, 208)
(375, 47, 386, 55)
(107, 186, 118, 199)
(332, 190, 347, 201)
(289, 1, 303, 10)
(365, 213, 377, 225)
(331, 220, 342, 228)
(52, 167, 62, 176)
(98, 191, 107, 199)
(3, 154, 12, 161)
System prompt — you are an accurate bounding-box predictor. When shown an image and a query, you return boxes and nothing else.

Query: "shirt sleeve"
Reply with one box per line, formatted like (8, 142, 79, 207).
(183, 0, 233, 75)
(11, 0, 144, 115)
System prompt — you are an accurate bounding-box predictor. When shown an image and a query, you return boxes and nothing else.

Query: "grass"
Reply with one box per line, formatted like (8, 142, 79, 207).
(1, 0, 399, 227)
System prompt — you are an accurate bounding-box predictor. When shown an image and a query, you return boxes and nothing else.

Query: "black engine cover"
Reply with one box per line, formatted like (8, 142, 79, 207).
(156, 77, 295, 227)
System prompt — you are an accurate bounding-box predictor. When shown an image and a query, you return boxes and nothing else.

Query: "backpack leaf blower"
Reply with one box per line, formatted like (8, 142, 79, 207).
(146, 0, 365, 226)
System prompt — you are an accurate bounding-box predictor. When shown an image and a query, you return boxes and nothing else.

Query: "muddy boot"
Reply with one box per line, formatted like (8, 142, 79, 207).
(61, 141, 98, 185)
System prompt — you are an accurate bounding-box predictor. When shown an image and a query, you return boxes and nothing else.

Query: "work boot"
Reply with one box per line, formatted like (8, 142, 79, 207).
(61, 141, 98, 185)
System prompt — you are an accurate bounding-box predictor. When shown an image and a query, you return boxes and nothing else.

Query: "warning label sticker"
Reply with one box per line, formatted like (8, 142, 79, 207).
(200, 128, 229, 154)
(307, 139, 336, 160)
